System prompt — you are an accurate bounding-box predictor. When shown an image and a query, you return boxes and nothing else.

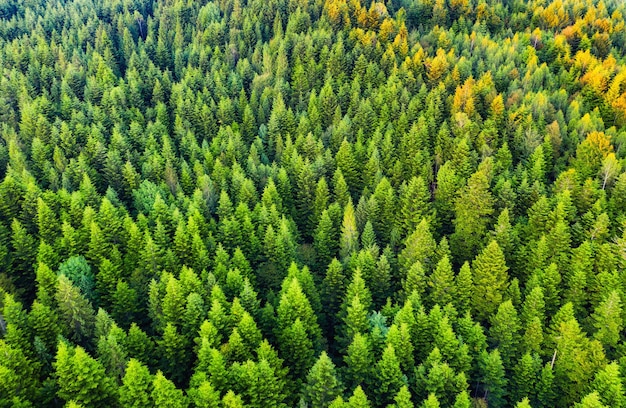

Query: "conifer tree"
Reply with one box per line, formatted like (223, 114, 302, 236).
(340, 199, 359, 261)
(119, 358, 153, 408)
(471, 241, 509, 322)
(452, 169, 494, 261)
(343, 332, 374, 393)
(591, 290, 623, 355)
(479, 349, 507, 408)
(305, 352, 344, 408)
(151, 371, 187, 408)
(55, 275, 95, 345)
(399, 219, 436, 274)
(489, 300, 521, 370)
(374, 344, 406, 407)
(590, 362, 624, 408)
(348, 386, 371, 408)
(428, 255, 455, 307)
(54, 343, 117, 406)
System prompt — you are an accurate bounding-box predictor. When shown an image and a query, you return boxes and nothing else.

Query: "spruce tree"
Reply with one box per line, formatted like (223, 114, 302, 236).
(305, 352, 344, 408)
(471, 241, 509, 322)
(119, 358, 153, 408)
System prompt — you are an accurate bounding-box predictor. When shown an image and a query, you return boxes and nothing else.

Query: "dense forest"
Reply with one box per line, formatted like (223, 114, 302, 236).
(1, 0, 626, 406)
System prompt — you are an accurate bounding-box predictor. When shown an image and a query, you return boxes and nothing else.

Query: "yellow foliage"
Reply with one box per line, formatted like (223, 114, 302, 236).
(573, 49, 598, 74)
(452, 77, 476, 118)
(489, 94, 505, 120)
(593, 18, 611, 33)
(476, 71, 494, 93)
(542, 0, 571, 29)
(612, 94, 626, 124)
(450, 0, 470, 17)
(393, 24, 409, 57)
(379, 18, 396, 42)
(325, 0, 349, 27)
(585, 131, 613, 159)
(606, 72, 626, 103)
(475, 2, 489, 21)
(426, 48, 449, 83)
(581, 65, 610, 94)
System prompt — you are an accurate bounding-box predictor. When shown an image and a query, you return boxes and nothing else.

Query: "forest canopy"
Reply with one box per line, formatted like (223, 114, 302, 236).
(1, 0, 626, 406)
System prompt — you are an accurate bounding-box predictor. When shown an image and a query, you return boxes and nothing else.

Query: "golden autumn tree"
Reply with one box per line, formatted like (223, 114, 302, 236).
(573, 131, 614, 180)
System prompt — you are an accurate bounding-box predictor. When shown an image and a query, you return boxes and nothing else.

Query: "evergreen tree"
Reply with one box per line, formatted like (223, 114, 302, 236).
(428, 255, 455, 307)
(590, 362, 624, 408)
(471, 241, 509, 322)
(374, 344, 406, 407)
(343, 332, 374, 393)
(55, 275, 95, 345)
(54, 343, 117, 406)
(348, 386, 371, 408)
(119, 358, 153, 408)
(452, 169, 494, 261)
(305, 352, 344, 408)
(479, 349, 507, 408)
(591, 290, 623, 355)
(151, 371, 187, 408)
(489, 300, 521, 370)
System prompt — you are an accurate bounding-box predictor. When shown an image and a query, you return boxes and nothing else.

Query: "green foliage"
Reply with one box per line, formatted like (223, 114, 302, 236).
(1, 0, 626, 405)
(54, 343, 117, 406)
(305, 352, 344, 408)
(119, 359, 153, 408)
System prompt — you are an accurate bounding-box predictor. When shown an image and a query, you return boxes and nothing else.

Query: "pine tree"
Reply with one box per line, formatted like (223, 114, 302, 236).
(280, 318, 315, 389)
(28, 300, 61, 351)
(348, 386, 371, 408)
(337, 293, 370, 352)
(343, 332, 374, 393)
(454, 262, 472, 314)
(553, 317, 607, 406)
(591, 290, 623, 355)
(398, 176, 432, 238)
(305, 352, 344, 408)
(489, 300, 521, 370)
(54, 343, 117, 406)
(573, 392, 608, 408)
(428, 255, 455, 307)
(374, 344, 406, 407)
(0, 339, 39, 406)
(340, 199, 359, 261)
(371, 254, 392, 307)
(385, 323, 415, 373)
(399, 219, 436, 274)
(158, 323, 189, 385)
(151, 371, 187, 408)
(276, 277, 322, 352)
(471, 241, 509, 322)
(125, 323, 155, 366)
(314, 210, 338, 271)
(421, 393, 441, 408)
(188, 380, 221, 408)
(35, 262, 57, 307)
(511, 352, 540, 404)
(536, 363, 556, 408)
(402, 261, 426, 302)
(452, 169, 494, 261)
(120, 358, 153, 408)
(322, 258, 346, 336)
(521, 316, 544, 355)
(390, 385, 414, 408)
(452, 391, 471, 408)
(590, 362, 624, 408)
(56, 275, 95, 345)
(479, 349, 507, 408)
